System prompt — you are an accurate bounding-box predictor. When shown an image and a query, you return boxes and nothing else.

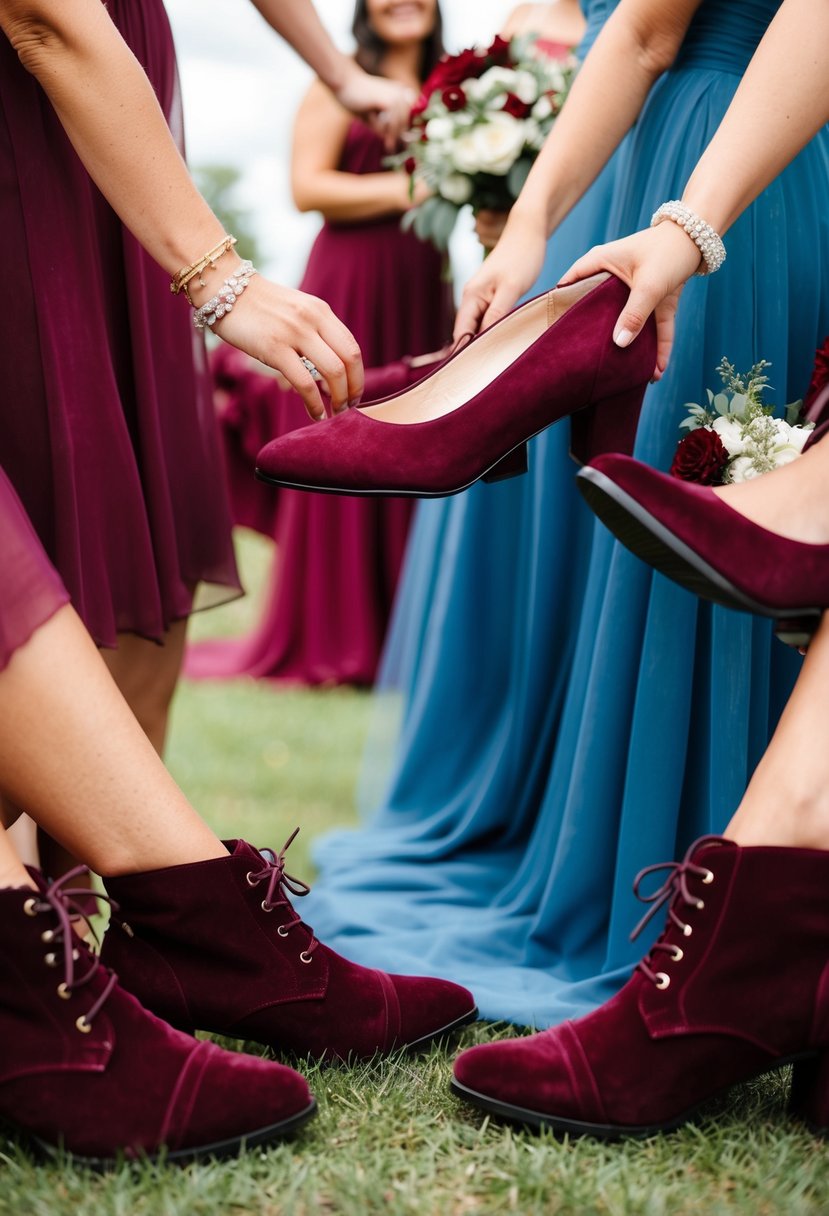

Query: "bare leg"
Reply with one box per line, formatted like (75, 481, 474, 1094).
(101, 619, 189, 757)
(0, 823, 34, 889)
(0, 604, 226, 876)
(712, 440, 829, 543)
(727, 611, 829, 848)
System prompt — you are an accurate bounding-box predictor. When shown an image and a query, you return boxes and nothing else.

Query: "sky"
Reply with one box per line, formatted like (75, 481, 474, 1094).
(165, 0, 508, 289)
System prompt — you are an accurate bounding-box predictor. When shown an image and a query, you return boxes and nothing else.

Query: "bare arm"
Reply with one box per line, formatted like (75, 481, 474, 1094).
(562, 0, 829, 370)
(453, 0, 702, 338)
(291, 81, 422, 222)
(248, 0, 414, 146)
(1, 0, 364, 417)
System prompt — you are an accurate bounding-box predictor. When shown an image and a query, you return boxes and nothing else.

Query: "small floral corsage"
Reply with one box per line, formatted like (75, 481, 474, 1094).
(670, 358, 813, 485)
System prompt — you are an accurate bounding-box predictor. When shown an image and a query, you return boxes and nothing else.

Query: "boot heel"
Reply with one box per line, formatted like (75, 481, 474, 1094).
(482, 443, 528, 484)
(570, 382, 646, 466)
(790, 1053, 829, 1134)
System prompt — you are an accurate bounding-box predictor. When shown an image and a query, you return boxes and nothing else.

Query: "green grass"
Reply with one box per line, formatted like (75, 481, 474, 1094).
(2, 532, 828, 1213)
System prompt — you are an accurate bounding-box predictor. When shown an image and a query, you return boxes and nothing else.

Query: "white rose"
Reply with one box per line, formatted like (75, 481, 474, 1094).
(532, 94, 554, 121)
(474, 66, 520, 96)
(438, 172, 473, 205)
(725, 455, 763, 483)
(773, 419, 813, 452)
(769, 445, 803, 470)
(425, 116, 456, 142)
(523, 117, 545, 152)
(711, 415, 748, 457)
(512, 69, 539, 104)
(451, 113, 527, 176)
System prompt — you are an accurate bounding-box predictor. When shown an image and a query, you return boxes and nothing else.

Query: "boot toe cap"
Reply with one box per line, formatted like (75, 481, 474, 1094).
(390, 974, 477, 1048)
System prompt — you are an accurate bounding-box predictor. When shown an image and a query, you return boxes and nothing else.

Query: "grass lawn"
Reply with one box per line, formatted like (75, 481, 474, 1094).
(2, 533, 827, 1214)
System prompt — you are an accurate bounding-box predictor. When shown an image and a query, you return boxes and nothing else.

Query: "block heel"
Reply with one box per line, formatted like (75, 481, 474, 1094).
(570, 381, 647, 466)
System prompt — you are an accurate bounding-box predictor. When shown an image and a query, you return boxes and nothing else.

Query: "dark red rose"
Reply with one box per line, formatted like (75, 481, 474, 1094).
(441, 85, 467, 111)
(485, 35, 512, 66)
(670, 427, 730, 484)
(411, 91, 430, 119)
(502, 93, 531, 118)
(403, 156, 417, 175)
(425, 47, 481, 95)
(804, 334, 829, 413)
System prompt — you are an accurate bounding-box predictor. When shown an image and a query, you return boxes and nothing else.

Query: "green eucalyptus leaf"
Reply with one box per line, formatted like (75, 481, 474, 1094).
(786, 397, 804, 425)
(713, 392, 730, 415)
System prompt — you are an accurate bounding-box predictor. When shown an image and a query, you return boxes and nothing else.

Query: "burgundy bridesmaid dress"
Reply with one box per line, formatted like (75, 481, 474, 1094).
(0, 471, 69, 673)
(185, 120, 454, 686)
(0, 0, 240, 649)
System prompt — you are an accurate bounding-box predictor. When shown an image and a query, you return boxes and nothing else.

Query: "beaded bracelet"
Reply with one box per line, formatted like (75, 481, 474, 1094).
(171, 235, 238, 304)
(192, 260, 257, 331)
(650, 201, 726, 276)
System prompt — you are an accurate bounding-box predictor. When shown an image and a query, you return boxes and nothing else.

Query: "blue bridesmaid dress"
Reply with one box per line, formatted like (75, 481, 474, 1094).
(307, 0, 829, 1026)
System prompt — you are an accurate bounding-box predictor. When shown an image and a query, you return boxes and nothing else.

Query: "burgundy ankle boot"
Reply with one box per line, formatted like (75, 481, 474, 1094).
(101, 836, 476, 1061)
(0, 871, 315, 1165)
(452, 836, 829, 1138)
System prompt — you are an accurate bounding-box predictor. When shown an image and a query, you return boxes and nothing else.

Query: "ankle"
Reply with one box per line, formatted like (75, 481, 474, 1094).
(0, 861, 36, 890)
(726, 783, 829, 851)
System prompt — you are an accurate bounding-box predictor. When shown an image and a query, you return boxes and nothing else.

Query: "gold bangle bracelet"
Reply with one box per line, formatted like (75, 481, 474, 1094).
(171, 235, 238, 299)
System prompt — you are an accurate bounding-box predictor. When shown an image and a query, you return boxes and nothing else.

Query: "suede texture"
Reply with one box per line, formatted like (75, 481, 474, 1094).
(256, 276, 657, 495)
(587, 453, 829, 611)
(453, 840, 829, 1132)
(0, 883, 311, 1160)
(102, 840, 475, 1061)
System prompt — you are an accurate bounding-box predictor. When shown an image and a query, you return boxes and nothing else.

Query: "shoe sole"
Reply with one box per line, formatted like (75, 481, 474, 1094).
(451, 1053, 822, 1140)
(3, 1098, 317, 1171)
(404, 1005, 479, 1053)
(577, 466, 822, 649)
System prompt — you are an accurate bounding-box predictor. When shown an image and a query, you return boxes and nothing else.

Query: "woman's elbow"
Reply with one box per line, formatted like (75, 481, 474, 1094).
(2, 9, 63, 75)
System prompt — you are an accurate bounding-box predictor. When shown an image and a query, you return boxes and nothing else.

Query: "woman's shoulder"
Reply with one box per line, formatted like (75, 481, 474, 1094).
(500, 1, 585, 44)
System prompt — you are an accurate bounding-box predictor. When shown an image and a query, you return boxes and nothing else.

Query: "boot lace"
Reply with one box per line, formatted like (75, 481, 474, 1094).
(630, 834, 723, 990)
(245, 829, 319, 962)
(23, 866, 119, 1032)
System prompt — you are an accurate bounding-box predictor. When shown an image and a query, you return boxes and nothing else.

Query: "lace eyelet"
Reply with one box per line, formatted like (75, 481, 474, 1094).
(277, 925, 290, 938)
(57, 982, 72, 1001)
(41, 929, 55, 944)
(671, 946, 684, 963)
(696, 899, 705, 910)
(682, 924, 693, 937)
(245, 872, 257, 887)
(261, 901, 272, 913)
(655, 972, 671, 990)
(75, 1016, 92, 1035)
(299, 951, 313, 965)
(72, 948, 80, 961)
(44, 952, 58, 968)
(23, 897, 39, 918)
(701, 869, 714, 884)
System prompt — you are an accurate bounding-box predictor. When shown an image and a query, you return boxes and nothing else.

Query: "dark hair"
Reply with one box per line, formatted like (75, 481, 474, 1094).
(351, 0, 445, 83)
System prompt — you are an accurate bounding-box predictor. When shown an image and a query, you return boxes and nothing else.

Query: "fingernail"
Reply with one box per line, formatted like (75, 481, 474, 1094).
(614, 328, 633, 348)
(348, 398, 361, 409)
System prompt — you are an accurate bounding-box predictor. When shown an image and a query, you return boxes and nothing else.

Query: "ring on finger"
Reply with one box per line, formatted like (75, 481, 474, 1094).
(300, 356, 322, 381)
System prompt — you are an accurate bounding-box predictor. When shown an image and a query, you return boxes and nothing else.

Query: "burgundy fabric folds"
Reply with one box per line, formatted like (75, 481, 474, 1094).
(0, 469, 68, 672)
(0, 0, 240, 648)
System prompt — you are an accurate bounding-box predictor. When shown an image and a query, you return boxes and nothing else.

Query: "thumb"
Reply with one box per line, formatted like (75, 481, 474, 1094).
(612, 281, 661, 349)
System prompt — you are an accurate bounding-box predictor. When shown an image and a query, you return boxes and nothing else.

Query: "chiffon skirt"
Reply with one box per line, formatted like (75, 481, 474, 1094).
(305, 64, 829, 1026)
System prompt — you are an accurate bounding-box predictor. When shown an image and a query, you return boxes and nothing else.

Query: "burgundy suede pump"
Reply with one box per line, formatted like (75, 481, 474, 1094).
(577, 453, 829, 648)
(0, 872, 315, 1166)
(452, 837, 829, 1138)
(255, 274, 657, 498)
(101, 837, 477, 1062)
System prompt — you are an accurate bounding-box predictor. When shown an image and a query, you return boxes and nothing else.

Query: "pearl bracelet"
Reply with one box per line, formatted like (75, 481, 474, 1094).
(192, 260, 257, 331)
(650, 201, 726, 276)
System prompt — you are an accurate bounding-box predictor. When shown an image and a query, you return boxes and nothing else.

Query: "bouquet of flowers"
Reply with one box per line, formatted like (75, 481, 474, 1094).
(393, 34, 576, 250)
(670, 358, 813, 484)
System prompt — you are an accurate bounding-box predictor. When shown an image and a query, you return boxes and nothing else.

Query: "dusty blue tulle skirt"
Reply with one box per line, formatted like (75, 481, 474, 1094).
(306, 46, 829, 1026)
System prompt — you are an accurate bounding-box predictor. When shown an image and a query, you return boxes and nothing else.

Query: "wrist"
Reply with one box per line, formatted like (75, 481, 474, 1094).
(322, 53, 359, 98)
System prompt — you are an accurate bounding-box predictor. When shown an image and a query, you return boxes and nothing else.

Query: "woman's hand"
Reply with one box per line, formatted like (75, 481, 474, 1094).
(333, 63, 416, 150)
(453, 218, 548, 340)
(559, 221, 703, 379)
(215, 277, 364, 420)
(473, 209, 509, 252)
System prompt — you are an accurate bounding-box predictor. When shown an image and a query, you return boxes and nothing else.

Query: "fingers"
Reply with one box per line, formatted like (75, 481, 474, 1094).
(557, 244, 612, 288)
(277, 350, 327, 420)
(611, 278, 663, 349)
(453, 289, 490, 343)
(307, 315, 364, 412)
